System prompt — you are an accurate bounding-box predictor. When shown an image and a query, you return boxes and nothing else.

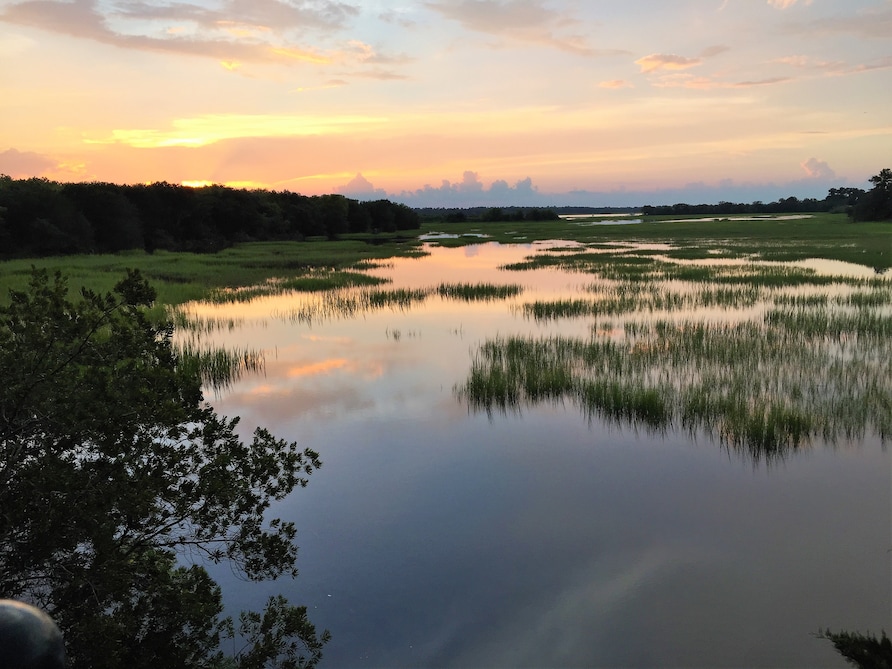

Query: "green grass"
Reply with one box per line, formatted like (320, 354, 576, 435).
(0, 237, 425, 309)
(428, 213, 892, 270)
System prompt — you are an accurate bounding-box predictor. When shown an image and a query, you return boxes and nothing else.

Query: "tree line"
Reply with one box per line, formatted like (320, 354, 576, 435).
(640, 170, 892, 221)
(0, 177, 421, 258)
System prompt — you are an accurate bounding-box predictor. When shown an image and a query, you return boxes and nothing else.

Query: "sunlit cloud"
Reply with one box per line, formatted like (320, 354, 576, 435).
(635, 53, 701, 73)
(269, 46, 332, 64)
(86, 114, 389, 148)
(0, 0, 400, 72)
(599, 80, 633, 89)
(651, 73, 792, 89)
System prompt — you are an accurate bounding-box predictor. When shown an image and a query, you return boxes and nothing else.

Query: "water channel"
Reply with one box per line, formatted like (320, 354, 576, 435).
(181, 241, 890, 668)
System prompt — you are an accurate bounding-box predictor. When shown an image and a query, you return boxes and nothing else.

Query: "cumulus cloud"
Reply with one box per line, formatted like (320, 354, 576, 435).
(0, 147, 55, 178)
(800, 158, 836, 180)
(337, 173, 388, 199)
(393, 171, 542, 207)
(635, 53, 701, 73)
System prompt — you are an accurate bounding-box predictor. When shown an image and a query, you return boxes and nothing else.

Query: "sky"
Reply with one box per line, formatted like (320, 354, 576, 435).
(1, 0, 890, 207)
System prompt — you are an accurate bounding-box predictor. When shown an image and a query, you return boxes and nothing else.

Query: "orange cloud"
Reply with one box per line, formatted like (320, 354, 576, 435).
(86, 113, 388, 148)
(599, 79, 633, 89)
(270, 46, 332, 64)
(635, 53, 701, 73)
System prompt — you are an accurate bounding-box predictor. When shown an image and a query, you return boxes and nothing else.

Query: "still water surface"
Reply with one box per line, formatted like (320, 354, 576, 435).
(186, 243, 889, 668)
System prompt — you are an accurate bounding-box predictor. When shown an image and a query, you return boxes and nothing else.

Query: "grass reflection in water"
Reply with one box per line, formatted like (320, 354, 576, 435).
(459, 260, 892, 461)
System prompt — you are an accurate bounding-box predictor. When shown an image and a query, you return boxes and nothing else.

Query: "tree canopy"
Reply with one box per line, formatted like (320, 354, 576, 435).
(0, 269, 328, 667)
(852, 168, 892, 222)
(0, 177, 421, 258)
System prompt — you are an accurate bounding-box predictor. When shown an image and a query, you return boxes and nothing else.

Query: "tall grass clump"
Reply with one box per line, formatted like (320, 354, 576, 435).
(457, 304, 892, 459)
(176, 342, 265, 391)
(436, 283, 523, 301)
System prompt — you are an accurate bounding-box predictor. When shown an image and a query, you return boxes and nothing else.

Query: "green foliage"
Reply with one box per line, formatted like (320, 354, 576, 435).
(817, 629, 892, 668)
(0, 269, 327, 667)
(233, 596, 331, 669)
(0, 177, 421, 258)
(852, 168, 892, 222)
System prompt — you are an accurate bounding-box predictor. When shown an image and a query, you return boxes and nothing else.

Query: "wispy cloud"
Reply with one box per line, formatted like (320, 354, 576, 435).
(86, 113, 388, 148)
(790, 8, 892, 39)
(599, 80, 633, 89)
(423, 0, 624, 56)
(635, 53, 702, 73)
(0, 0, 410, 71)
(651, 73, 792, 89)
(772, 54, 892, 77)
(767, 0, 813, 9)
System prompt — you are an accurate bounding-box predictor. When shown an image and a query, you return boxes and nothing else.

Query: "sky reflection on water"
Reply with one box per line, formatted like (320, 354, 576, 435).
(189, 243, 889, 668)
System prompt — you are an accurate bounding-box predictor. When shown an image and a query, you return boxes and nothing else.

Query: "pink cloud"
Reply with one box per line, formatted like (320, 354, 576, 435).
(635, 53, 701, 73)
(599, 79, 633, 89)
(0, 148, 55, 178)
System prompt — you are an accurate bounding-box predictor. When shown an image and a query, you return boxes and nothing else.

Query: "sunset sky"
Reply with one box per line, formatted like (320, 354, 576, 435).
(1, 0, 890, 206)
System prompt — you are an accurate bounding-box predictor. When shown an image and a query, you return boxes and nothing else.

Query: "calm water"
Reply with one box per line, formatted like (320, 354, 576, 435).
(185, 243, 890, 668)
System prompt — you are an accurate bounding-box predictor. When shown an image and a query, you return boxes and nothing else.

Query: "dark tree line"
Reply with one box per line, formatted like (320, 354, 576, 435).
(416, 206, 562, 223)
(851, 168, 892, 222)
(0, 177, 420, 258)
(640, 170, 892, 221)
(640, 190, 859, 217)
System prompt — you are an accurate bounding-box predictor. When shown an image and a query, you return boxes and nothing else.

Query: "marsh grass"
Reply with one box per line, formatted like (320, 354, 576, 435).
(0, 238, 425, 308)
(429, 214, 891, 270)
(436, 282, 524, 301)
(279, 287, 430, 325)
(176, 341, 265, 391)
(459, 296, 892, 458)
(522, 282, 764, 322)
(206, 271, 387, 304)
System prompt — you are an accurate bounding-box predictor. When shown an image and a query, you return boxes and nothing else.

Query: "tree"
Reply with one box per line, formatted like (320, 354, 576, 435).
(817, 629, 892, 668)
(0, 269, 328, 667)
(852, 168, 892, 221)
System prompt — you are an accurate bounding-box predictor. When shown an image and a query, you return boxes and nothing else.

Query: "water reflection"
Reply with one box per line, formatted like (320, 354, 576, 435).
(180, 242, 889, 668)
